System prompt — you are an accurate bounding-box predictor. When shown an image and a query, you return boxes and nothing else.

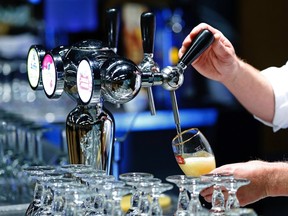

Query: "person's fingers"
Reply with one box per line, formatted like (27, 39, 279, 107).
(179, 23, 217, 58)
(202, 194, 212, 203)
(200, 186, 213, 196)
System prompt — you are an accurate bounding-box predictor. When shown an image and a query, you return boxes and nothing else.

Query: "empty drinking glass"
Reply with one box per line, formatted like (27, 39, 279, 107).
(165, 175, 191, 215)
(119, 172, 154, 215)
(182, 177, 213, 214)
(201, 173, 233, 213)
(148, 182, 173, 216)
(223, 178, 250, 210)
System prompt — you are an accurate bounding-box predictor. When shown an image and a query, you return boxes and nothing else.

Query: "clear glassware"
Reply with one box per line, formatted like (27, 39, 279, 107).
(119, 172, 154, 215)
(81, 174, 116, 215)
(223, 178, 250, 210)
(59, 163, 94, 173)
(111, 185, 134, 216)
(62, 183, 91, 216)
(33, 177, 76, 216)
(26, 124, 51, 166)
(201, 173, 233, 213)
(172, 128, 216, 177)
(165, 175, 191, 216)
(182, 177, 213, 214)
(100, 179, 126, 215)
(225, 208, 258, 216)
(22, 165, 57, 215)
(127, 178, 162, 215)
(50, 182, 83, 216)
(72, 168, 106, 183)
(148, 182, 173, 216)
(58, 163, 95, 179)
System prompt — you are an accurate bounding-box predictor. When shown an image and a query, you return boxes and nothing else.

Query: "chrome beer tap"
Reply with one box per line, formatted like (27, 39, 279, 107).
(138, 12, 159, 115)
(26, 8, 214, 175)
(161, 29, 215, 137)
(26, 8, 133, 174)
(138, 13, 214, 135)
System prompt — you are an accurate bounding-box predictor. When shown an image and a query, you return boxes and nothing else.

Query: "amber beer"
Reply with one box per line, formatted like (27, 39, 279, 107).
(176, 151, 216, 177)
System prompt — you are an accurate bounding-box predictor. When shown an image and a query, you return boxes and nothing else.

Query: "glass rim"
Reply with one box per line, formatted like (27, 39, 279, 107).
(172, 127, 200, 146)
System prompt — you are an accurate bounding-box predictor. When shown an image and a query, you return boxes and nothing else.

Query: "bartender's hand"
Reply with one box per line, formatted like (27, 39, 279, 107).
(178, 23, 241, 84)
(179, 23, 275, 124)
(200, 160, 288, 206)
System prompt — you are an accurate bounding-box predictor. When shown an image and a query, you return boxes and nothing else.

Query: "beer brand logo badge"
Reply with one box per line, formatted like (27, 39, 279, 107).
(175, 155, 185, 164)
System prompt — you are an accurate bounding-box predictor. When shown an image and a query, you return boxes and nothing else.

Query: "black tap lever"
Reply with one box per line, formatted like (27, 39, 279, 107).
(140, 12, 158, 115)
(141, 12, 155, 54)
(106, 8, 120, 53)
(178, 29, 214, 71)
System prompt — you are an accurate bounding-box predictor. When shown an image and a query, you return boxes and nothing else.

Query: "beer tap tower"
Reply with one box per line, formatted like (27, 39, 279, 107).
(26, 9, 214, 175)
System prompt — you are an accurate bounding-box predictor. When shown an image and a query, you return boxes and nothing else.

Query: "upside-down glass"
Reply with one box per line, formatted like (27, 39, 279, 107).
(33, 177, 76, 216)
(50, 182, 83, 216)
(62, 184, 91, 215)
(119, 172, 154, 215)
(22, 165, 57, 215)
(182, 177, 213, 214)
(111, 185, 134, 216)
(172, 128, 216, 177)
(223, 178, 250, 210)
(81, 174, 116, 215)
(201, 173, 234, 213)
(148, 182, 173, 215)
(165, 175, 191, 215)
(100, 180, 127, 215)
(131, 178, 162, 214)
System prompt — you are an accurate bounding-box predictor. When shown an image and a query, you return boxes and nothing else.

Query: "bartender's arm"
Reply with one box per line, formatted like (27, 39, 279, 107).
(179, 23, 275, 125)
(200, 160, 288, 206)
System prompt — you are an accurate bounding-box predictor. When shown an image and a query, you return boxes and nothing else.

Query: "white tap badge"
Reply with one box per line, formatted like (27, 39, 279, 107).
(27, 48, 40, 88)
(77, 59, 93, 103)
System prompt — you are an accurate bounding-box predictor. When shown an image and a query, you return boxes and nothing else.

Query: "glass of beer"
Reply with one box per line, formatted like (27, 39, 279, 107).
(172, 128, 216, 177)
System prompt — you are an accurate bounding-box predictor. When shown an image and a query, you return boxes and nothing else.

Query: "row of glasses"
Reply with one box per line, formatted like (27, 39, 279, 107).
(23, 163, 254, 216)
(0, 109, 61, 205)
(170, 128, 256, 215)
(166, 173, 254, 216)
(23, 164, 139, 216)
(119, 172, 174, 216)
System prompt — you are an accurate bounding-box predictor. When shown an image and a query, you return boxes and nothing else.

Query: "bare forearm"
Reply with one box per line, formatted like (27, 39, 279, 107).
(222, 59, 275, 123)
(266, 162, 288, 197)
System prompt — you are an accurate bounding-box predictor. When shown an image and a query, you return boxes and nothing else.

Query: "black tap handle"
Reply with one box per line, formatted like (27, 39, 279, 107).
(179, 29, 214, 67)
(141, 12, 155, 54)
(106, 8, 120, 49)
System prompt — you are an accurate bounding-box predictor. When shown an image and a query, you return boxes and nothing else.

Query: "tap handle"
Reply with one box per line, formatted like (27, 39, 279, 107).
(179, 29, 214, 68)
(140, 12, 157, 115)
(141, 12, 155, 54)
(106, 8, 120, 51)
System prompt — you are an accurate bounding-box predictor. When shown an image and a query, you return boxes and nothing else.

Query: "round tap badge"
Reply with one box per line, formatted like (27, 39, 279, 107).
(42, 54, 56, 97)
(27, 47, 40, 89)
(77, 59, 93, 104)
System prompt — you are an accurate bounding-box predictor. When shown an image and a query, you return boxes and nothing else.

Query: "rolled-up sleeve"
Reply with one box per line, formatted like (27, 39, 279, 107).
(254, 61, 288, 131)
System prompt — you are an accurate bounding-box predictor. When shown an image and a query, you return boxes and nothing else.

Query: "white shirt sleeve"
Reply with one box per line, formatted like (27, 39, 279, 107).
(254, 61, 288, 132)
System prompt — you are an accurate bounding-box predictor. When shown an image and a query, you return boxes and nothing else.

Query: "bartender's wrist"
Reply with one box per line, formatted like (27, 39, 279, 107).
(221, 57, 245, 87)
(266, 161, 288, 197)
